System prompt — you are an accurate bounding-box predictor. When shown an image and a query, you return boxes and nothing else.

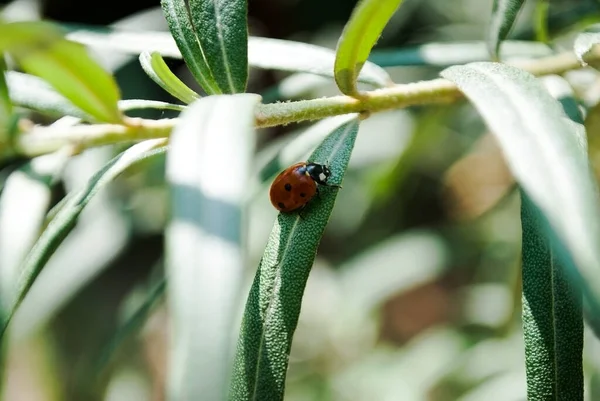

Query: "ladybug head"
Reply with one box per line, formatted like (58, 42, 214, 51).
(306, 163, 331, 185)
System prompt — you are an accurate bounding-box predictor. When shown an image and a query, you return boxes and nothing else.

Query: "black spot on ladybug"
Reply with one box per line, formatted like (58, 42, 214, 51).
(284, 183, 292, 191)
(278, 202, 285, 209)
(300, 192, 306, 197)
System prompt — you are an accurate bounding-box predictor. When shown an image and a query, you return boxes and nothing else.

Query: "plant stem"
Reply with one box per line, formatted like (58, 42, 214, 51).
(8, 47, 600, 157)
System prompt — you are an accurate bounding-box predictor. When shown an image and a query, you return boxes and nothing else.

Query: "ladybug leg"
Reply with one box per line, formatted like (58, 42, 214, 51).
(297, 204, 307, 220)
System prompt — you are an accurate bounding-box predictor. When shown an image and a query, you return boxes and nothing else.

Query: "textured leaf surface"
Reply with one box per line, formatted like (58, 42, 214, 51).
(519, 76, 584, 400)
(160, 0, 220, 94)
(165, 94, 260, 400)
(188, 0, 248, 93)
(230, 117, 359, 401)
(441, 62, 600, 314)
(334, 0, 404, 95)
(488, 0, 526, 60)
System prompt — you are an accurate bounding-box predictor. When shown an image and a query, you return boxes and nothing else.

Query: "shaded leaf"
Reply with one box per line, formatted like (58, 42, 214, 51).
(160, 0, 221, 94)
(521, 193, 583, 400)
(230, 117, 359, 401)
(334, 0, 404, 95)
(139, 51, 200, 104)
(488, 0, 526, 60)
(165, 94, 260, 400)
(188, 0, 248, 93)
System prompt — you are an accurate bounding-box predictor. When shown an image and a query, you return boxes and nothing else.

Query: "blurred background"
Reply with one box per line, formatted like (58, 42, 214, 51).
(2, 0, 600, 400)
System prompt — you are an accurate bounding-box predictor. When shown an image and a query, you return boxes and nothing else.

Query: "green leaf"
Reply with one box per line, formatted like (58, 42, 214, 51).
(165, 93, 260, 400)
(488, 0, 526, 60)
(519, 75, 584, 400)
(188, 0, 248, 93)
(66, 29, 391, 88)
(0, 56, 13, 143)
(534, 0, 550, 43)
(230, 117, 360, 401)
(440, 62, 600, 314)
(0, 21, 122, 123)
(160, 0, 221, 94)
(7, 71, 94, 120)
(7, 71, 185, 118)
(0, 139, 168, 340)
(368, 41, 552, 67)
(334, 0, 404, 95)
(521, 192, 583, 400)
(139, 51, 200, 104)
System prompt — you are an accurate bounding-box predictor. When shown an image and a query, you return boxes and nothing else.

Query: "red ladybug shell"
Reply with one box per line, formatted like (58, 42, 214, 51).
(269, 162, 318, 213)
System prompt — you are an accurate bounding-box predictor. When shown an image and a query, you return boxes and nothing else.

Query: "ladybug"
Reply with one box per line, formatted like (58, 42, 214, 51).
(269, 162, 340, 213)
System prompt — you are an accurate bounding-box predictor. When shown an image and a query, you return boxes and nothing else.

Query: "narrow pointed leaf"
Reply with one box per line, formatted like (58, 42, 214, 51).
(139, 51, 200, 104)
(165, 94, 260, 401)
(160, 0, 221, 94)
(0, 139, 168, 339)
(230, 117, 360, 401)
(520, 76, 583, 400)
(441, 62, 600, 314)
(0, 151, 69, 314)
(488, 0, 526, 60)
(334, 0, 404, 95)
(0, 21, 122, 123)
(188, 0, 248, 93)
(521, 193, 583, 400)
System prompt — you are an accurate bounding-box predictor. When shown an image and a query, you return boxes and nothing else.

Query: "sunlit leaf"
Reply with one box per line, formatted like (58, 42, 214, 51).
(188, 0, 248, 93)
(334, 0, 404, 95)
(165, 93, 260, 400)
(0, 21, 122, 123)
(139, 51, 200, 104)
